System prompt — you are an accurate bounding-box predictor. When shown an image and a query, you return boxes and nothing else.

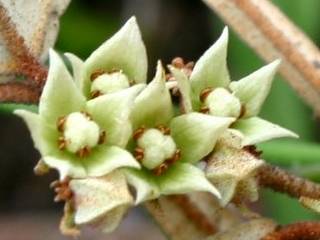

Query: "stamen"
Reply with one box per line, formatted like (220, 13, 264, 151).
(98, 131, 106, 144)
(80, 111, 92, 120)
(167, 149, 181, 164)
(91, 90, 101, 99)
(90, 69, 106, 81)
(58, 136, 67, 150)
(157, 125, 171, 135)
(51, 178, 73, 203)
(134, 147, 144, 161)
(200, 88, 213, 102)
(57, 116, 66, 132)
(239, 105, 246, 118)
(153, 163, 168, 176)
(133, 127, 146, 140)
(76, 146, 91, 158)
(199, 106, 210, 114)
(171, 57, 185, 68)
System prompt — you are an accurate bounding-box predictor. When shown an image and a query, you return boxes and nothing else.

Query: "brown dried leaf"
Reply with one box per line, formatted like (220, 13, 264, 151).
(0, 0, 70, 78)
(207, 218, 277, 240)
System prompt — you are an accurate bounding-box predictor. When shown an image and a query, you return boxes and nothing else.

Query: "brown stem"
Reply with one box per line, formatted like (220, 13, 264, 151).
(202, 0, 320, 116)
(168, 195, 217, 235)
(0, 5, 48, 87)
(0, 82, 40, 103)
(262, 222, 320, 240)
(258, 164, 320, 199)
(144, 195, 216, 240)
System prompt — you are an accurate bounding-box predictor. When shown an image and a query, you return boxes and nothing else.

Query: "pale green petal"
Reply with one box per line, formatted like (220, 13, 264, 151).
(14, 110, 56, 156)
(84, 17, 147, 96)
(43, 156, 86, 179)
(64, 53, 84, 90)
(123, 168, 160, 204)
(157, 163, 221, 198)
(99, 206, 130, 233)
(39, 49, 86, 125)
(69, 171, 133, 227)
(232, 117, 298, 146)
(170, 112, 234, 163)
(131, 61, 174, 129)
(169, 66, 194, 112)
(84, 146, 140, 177)
(229, 60, 280, 117)
(86, 84, 145, 147)
(190, 27, 230, 99)
(300, 197, 320, 214)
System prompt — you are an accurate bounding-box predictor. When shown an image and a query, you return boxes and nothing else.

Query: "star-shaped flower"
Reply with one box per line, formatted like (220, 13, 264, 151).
(123, 61, 234, 203)
(64, 16, 148, 100)
(170, 27, 298, 147)
(169, 27, 298, 205)
(15, 50, 143, 179)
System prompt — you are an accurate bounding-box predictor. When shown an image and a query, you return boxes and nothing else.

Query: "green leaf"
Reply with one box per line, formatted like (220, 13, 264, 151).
(190, 27, 230, 100)
(230, 60, 280, 117)
(131, 61, 174, 129)
(170, 112, 234, 163)
(124, 168, 160, 204)
(39, 49, 86, 125)
(84, 145, 140, 177)
(157, 163, 221, 198)
(0, 103, 38, 114)
(83, 17, 148, 97)
(233, 117, 298, 146)
(86, 84, 145, 147)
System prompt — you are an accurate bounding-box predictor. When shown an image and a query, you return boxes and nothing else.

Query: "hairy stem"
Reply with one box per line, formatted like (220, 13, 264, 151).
(262, 222, 320, 240)
(0, 5, 48, 87)
(202, 0, 320, 116)
(144, 195, 216, 240)
(258, 164, 320, 199)
(0, 82, 40, 103)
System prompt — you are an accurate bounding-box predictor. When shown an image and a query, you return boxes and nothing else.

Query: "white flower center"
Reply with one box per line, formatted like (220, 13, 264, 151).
(204, 88, 241, 118)
(63, 112, 101, 153)
(91, 71, 130, 96)
(137, 129, 177, 170)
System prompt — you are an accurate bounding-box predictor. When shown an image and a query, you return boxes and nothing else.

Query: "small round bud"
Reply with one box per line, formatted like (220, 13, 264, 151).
(137, 128, 177, 170)
(90, 71, 130, 96)
(204, 88, 241, 118)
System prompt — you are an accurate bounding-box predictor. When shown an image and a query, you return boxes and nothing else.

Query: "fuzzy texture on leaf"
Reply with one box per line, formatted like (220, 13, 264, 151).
(69, 171, 133, 233)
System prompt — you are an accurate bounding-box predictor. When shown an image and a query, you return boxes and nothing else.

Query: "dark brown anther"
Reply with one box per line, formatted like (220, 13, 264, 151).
(153, 163, 168, 176)
(172, 57, 185, 69)
(200, 88, 213, 102)
(76, 146, 91, 158)
(134, 147, 144, 161)
(98, 131, 106, 144)
(58, 137, 67, 150)
(244, 145, 262, 158)
(165, 73, 174, 81)
(51, 178, 73, 203)
(133, 127, 146, 140)
(90, 69, 106, 81)
(90, 90, 102, 99)
(199, 106, 210, 114)
(165, 149, 181, 165)
(57, 116, 66, 132)
(157, 125, 171, 135)
(129, 79, 135, 86)
(80, 111, 92, 120)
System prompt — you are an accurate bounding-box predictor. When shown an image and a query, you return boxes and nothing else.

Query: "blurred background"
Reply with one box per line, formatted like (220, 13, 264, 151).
(0, 0, 320, 239)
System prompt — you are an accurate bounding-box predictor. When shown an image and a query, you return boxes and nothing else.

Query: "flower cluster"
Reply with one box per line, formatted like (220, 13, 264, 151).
(15, 17, 297, 235)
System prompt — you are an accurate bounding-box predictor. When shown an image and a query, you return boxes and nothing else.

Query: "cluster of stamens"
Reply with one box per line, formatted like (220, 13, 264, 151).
(199, 87, 213, 114)
(90, 68, 134, 99)
(50, 178, 73, 203)
(133, 125, 181, 176)
(56, 112, 106, 158)
(166, 57, 195, 96)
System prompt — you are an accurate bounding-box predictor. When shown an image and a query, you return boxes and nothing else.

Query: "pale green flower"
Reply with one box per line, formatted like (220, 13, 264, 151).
(124, 61, 235, 203)
(64, 16, 147, 100)
(170, 27, 298, 147)
(169, 27, 298, 205)
(15, 50, 143, 179)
